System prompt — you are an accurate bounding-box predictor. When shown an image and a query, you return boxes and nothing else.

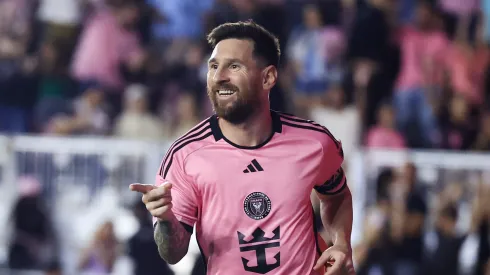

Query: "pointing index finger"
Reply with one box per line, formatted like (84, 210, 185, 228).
(129, 183, 156, 194)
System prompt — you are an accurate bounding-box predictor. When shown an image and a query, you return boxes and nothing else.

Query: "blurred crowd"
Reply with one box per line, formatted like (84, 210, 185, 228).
(1, 0, 490, 153)
(353, 163, 490, 275)
(6, 176, 178, 275)
(1, 0, 490, 274)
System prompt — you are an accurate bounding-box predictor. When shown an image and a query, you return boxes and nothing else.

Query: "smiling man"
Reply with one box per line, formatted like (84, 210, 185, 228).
(130, 21, 354, 275)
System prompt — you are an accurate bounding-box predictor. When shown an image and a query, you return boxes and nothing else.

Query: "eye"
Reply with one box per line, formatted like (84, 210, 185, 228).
(230, 64, 240, 70)
(209, 63, 218, 69)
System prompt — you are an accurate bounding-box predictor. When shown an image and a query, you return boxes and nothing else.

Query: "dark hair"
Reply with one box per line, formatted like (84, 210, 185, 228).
(207, 20, 281, 68)
(440, 204, 458, 221)
(376, 168, 394, 202)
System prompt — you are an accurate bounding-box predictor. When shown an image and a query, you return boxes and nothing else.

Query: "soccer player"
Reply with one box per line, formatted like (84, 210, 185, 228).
(130, 21, 354, 275)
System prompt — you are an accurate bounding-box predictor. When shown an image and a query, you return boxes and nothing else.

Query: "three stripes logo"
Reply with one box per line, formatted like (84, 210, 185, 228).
(243, 159, 264, 173)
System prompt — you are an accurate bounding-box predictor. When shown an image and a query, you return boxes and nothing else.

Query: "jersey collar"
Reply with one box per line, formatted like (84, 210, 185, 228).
(210, 110, 283, 149)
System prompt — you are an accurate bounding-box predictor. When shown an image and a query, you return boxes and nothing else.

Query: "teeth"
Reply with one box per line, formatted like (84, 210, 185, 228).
(218, 90, 235, 95)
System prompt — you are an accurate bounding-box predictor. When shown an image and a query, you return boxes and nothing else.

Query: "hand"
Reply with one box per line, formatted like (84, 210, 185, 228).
(50, 116, 76, 134)
(313, 245, 355, 275)
(130, 182, 174, 221)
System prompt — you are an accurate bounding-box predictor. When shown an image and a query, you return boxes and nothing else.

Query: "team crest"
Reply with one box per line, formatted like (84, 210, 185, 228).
(244, 192, 272, 220)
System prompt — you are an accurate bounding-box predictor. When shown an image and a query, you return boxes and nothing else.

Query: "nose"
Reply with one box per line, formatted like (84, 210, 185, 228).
(212, 67, 230, 84)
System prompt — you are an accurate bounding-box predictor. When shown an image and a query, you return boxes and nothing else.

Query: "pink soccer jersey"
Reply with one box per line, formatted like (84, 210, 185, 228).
(153, 110, 346, 275)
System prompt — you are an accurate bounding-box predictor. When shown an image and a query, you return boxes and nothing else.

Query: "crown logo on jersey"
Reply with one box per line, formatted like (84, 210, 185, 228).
(243, 159, 264, 173)
(237, 226, 280, 245)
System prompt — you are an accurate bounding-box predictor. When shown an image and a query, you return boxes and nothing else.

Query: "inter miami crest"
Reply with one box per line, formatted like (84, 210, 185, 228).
(244, 192, 272, 220)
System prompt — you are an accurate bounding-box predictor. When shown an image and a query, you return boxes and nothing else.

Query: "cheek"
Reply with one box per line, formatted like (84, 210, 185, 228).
(206, 78, 213, 92)
(234, 73, 254, 90)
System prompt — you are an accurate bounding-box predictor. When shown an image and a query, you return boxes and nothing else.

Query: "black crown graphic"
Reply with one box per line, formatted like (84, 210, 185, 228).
(237, 226, 280, 245)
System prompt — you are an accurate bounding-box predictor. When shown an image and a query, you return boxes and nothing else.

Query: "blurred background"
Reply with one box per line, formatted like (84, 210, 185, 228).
(0, 0, 489, 274)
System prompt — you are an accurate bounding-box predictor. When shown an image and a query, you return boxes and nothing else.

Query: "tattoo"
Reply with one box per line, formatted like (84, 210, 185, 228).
(154, 218, 191, 264)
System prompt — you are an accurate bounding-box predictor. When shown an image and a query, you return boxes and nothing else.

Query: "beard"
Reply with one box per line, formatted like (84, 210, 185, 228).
(207, 83, 260, 124)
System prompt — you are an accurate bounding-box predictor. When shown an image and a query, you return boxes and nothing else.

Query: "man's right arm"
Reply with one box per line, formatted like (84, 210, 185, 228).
(154, 213, 192, 264)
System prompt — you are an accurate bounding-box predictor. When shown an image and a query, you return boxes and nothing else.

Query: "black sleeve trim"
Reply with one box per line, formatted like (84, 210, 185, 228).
(314, 167, 346, 195)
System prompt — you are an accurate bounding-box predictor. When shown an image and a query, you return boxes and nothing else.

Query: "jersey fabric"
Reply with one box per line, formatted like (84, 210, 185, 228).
(153, 110, 346, 275)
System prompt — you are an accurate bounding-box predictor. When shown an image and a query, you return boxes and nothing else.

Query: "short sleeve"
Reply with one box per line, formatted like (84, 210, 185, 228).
(152, 159, 199, 231)
(314, 137, 346, 195)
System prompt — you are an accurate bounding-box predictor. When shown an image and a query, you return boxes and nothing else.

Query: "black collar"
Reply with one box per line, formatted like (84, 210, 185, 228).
(210, 110, 283, 149)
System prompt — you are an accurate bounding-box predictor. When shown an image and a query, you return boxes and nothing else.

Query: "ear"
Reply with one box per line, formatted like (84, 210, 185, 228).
(262, 65, 278, 90)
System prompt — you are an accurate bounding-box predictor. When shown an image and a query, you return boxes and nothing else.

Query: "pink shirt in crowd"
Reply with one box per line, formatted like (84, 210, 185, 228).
(438, 0, 479, 16)
(71, 11, 142, 90)
(395, 27, 449, 91)
(153, 111, 346, 275)
(445, 44, 490, 105)
(365, 126, 406, 149)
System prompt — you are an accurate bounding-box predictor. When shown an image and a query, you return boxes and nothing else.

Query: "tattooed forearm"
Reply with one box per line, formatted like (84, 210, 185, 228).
(154, 216, 191, 264)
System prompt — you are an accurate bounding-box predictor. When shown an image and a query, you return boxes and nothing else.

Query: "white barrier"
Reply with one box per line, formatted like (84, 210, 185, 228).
(0, 135, 189, 274)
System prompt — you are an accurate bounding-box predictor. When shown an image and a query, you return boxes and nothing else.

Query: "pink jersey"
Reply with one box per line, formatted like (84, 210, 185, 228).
(395, 27, 448, 90)
(153, 110, 346, 275)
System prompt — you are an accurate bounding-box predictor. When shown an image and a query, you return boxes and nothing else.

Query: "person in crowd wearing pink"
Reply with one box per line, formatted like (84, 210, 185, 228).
(365, 102, 406, 149)
(71, 1, 144, 91)
(445, 16, 490, 106)
(394, 0, 449, 147)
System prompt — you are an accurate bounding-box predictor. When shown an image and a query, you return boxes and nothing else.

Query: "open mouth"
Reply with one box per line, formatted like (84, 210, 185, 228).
(217, 90, 237, 97)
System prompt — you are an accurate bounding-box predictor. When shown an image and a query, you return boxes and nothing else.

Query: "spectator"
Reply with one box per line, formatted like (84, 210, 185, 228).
(36, 41, 77, 103)
(393, 0, 448, 148)
(354, 168, 396, 275)
(287, 3, 343, 115)
(40, 83, 109, 136)
(365, 101, 406, 149)
(310, 86, 360, 161)
(0, 0, 32, 57)
(8, 176, 57, 271)
(0, 0, 35, 133)
(36, 0, 84, 57)
(473, 111, 490, 151)
(78, 221, 120, 274)
(114, 83, 164, 141)
(390, 163, 428, 274)
(437, 93, 478, 150)
(445, 16, 490, 106)
(423, 204, 464, 275)
(460, 180, 490, 275)
(162, 92, 201, 140)
(347, 0, 396, 129)
(127, 201, 175, 275)
(71, 1, 144, 91)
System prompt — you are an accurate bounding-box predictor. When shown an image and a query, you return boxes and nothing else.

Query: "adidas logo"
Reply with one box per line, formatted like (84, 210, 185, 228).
(243, 159, 264, 173)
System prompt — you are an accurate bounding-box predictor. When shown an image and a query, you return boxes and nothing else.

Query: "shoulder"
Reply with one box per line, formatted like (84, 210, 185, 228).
(275, 111, 342, 151)
(158, 117, 215, 177)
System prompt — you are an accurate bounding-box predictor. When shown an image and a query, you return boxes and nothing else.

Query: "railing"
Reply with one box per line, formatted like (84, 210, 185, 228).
(1, 135, 489, 274)
(0, 135, 179, 274)
(349, 149, 490, 246)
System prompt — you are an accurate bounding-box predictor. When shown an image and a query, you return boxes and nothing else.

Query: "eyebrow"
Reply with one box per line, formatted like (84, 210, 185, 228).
(208, 57, 243, 64)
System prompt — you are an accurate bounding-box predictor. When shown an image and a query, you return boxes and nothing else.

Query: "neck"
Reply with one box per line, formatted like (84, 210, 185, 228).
(219, 108, 272, 147)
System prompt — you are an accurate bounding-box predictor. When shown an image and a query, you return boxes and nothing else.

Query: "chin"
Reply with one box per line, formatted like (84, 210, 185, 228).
(219, 107, 255, 124)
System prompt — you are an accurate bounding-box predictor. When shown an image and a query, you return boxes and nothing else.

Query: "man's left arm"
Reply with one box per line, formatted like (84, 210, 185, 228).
(313, 138, 354, 273)
(315, 167, 353, 250)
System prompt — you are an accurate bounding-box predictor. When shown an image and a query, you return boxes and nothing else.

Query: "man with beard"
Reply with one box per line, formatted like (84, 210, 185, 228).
(130, 21, 354, 275)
